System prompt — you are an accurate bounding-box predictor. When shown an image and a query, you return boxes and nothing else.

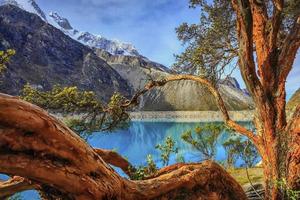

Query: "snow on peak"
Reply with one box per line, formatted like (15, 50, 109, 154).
(77, 32, 140, 56)
(48, 11, 140, 56)
(1, 0, 47, 21)
(49, 11, 73, 30)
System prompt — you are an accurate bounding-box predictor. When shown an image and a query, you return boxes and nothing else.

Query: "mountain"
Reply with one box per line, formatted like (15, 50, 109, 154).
(0, 0, 140, 56)
(287, 88, 300, 111)
(0, 3, 254, 111)
(48, 12, 141, 57)
(0, 0, 47, 20)
(95, 49, 171, 91)
(138, 79, 254, 111)
(0, 5, 132, 101)
(96, 50, 254, 111)
(220, 77, 241, 90)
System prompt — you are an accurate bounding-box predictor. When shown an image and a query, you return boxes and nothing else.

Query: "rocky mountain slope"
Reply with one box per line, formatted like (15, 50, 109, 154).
(0, 0, 47, 20)
(0, 5, 132, 101)
(138, 80, 254, 111)
(95, 49, 171, 91)
(287, 88, 300, 111)
(0, 0, 140, 56)
(96, 50, 253, 111)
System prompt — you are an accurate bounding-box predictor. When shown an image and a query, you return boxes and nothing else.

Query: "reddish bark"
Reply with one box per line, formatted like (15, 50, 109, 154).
(0, 176, 37, 198)
(94, 148, 135, 177)
(230, 1, 300, 199)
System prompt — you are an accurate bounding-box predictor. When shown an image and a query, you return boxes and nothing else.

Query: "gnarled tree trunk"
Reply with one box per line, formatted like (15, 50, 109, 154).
(230, 1, 300, 199)
(0, 93, 247, 199)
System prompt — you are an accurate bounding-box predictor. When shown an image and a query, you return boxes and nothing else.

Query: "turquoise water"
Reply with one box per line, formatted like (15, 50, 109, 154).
(2, 121, 254, 199)
(88, 121, 253, 170)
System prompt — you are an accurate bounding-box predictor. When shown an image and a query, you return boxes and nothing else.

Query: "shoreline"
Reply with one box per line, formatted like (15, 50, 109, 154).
(129, 110, 254, 122)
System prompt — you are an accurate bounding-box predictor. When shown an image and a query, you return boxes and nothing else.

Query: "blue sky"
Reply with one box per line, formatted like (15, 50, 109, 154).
(37, 0, 299, 98)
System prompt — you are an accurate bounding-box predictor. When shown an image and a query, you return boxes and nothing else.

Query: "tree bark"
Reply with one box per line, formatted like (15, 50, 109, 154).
(0, 176, 37, 198)
(0, 93, 247, 200)
(229, 1, 300, 199)
(94, 148, 135, 177)
(0, 149, 134, 199)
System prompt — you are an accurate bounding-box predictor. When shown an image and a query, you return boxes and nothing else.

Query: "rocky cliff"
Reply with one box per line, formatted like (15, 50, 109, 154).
(96, 50, 254, 111)
(138, 80, 254, 111)
(94, 49, 171, 91)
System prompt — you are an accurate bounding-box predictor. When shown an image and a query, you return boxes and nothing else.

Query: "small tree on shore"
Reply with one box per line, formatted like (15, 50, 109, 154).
(181, 123, 224, 160)
(222, 135, 259, 168)
(155, 136, 178, 166)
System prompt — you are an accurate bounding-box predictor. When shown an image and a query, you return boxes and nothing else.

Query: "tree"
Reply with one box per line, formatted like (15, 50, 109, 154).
(173, 0, 300, 199)
(181, 123, 224, 160)
(0, 0, 299, 198)
(21, 84, 130, 135)
(222, 137, 241, 169)
(222, 134, 259, 168)
(155, 136, 178, 166)
(129, 155, 157, 180)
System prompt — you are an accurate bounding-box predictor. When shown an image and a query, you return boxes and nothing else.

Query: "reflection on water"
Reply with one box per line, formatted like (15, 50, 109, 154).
(88, 121, 253, 169)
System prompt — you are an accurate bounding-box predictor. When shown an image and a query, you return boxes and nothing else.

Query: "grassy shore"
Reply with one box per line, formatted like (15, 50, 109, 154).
(228, 167, 264, 187)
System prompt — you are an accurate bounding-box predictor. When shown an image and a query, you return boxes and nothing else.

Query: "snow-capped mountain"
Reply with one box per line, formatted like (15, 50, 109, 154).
(48, 11, 72, 30)
(0, 0, 47, 21)
(48, 12, 140, 56)
(0, 0, 140, 56)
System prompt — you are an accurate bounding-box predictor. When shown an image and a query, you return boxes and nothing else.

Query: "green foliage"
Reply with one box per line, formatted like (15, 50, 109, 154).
(275, 178, 300, 200)
(175, 152, 185, 163)
(181, 123, 224, 160)
(22, 84, 102, 113)
(155, 136, 178, 166)
(146, 154, 157, 174)
(222, 136, 241, 168)
(105, 92, 130, 131)
(174, 0, 237, 83)
(222, 134, 259, 168)
(130, 155, 157, 180)
(0, 49, 15, 73)
(21, 85, 130, 137)
(130, 166, 147, 180)
(174, 0, 299, 83)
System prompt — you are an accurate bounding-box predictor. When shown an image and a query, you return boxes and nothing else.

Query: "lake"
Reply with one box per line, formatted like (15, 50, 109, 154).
(2, 121, 254, 199)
